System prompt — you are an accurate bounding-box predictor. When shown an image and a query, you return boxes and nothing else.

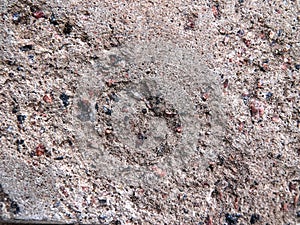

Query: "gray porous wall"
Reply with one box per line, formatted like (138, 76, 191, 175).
(0, 0, 299, 224)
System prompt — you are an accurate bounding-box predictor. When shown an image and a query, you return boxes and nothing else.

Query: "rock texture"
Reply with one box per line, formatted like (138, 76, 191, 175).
(0, 0, 299, 224)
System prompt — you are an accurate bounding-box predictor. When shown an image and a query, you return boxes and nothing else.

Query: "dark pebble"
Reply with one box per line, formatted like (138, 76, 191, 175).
(54, 156, 64, 160)
(49, 13, 59, 25)
(12, 13, 21, 23)
(137, 133, 146, 140)
(112, 220, 121, 225)
(266, 92, 273, 100)
(95, 103, 99, 111)
(19, 44, 33, 52)
(250, 214, 260, 224)
(60, 93, 70, 107)
(237, 29, 245, 36)
(99, 199, 107, 206)
(16, 139, 24, 145)
(63, 22, 73, 34)
(109, 92, 119, 102)
(17, 66, 24, 71)
(142, 108, 147, 114)
(295, 64, 300, 70)
(243, 96, 249, 105)
(12, 105, 20, 113)
(183, 208, 188, 213)
(103, 106, 112, 115)
(225, 213, 240, 225)
(10, 201, 20, 214)
(17, 115, 26, 124)
(296, 211, 300, 217)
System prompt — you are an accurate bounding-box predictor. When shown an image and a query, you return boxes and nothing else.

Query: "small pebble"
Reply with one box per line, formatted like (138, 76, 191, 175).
(63, 22, 73, 35)
(35, 144, 45, 156)
(16, 139, 24, 145)
(225, 213, 240, 225)
(43, 94, 52, 103)
(250, 214, 260, 224)
(33, 11, 45, 19)
(99, 199, 107, 206)
(95, 103, 99, 111)
(17, 115, 26, 124)
(12, 105, 19, 113)
(54, 156, 64, 160)
(49, 13, 59, 25)
(223, 79, 229, 88)
(60, 93, 70, 107)
(20, 45, 33, 52)
(12, 13, 21, 23)
(103, 106, 112, 115)
(109, 92, 119, 102)
(265, 92, 273, 100)
(10, 201, 20, 214)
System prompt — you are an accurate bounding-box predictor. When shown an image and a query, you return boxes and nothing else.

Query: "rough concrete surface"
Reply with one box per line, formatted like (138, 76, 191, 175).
(0, 0, 299, 224)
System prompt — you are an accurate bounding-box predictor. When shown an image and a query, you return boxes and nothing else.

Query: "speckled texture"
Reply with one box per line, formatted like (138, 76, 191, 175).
(0, 0, 299, 224)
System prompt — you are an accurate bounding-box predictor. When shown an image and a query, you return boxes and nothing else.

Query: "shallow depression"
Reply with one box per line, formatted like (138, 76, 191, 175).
(72, 41, 226, 186)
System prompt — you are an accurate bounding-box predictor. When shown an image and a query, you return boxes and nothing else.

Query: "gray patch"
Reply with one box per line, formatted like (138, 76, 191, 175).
(73, 41, 226, 186)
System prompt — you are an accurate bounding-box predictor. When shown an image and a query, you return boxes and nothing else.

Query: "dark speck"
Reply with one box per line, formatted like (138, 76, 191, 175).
(63, 22, 73, 34)
(142, 108, 147, 114)
(250, 214, 260, 224)
(10, 201, 20, 214)
(54, 156, 64, 160)
(295, 64, 300, 70)
(296, 211, 300, 217)
(16, 139, 24, 145)
(49, 13, 59, 25)
(17, 115, 26, 124)
(237, 29, 245, 36)
(103, 106, 112, 115)
(137, 133, 146, 140)
(20, 45, 33, 52)
(60, 93, 70, 107)
(266, 92, 273, 100)
(12, 13, 21, 23)
(225, 213, 241, 225)
(99, 199, 107, 206)
(95, 103, 99, 111)
(109, 92, 119, 102)
(12, 105, 19, 113)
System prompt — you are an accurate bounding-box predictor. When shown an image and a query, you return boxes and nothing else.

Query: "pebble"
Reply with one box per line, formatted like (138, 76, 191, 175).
(142, 108, 147, 114)
(49, 13, 59, 25)
(12, 13, 21, 23)
(33, 11, 45, 19)
(17, 115, 26, 124)
(265, 92, 273, 100)
(54, 156, 64, 160)
(19, 45, 33, 52)
(43, 94, 52, 103)
(250, 214, 260, 224)
(63, 22, 73, 35)
(225, 213, 240, 225)
(35, 144, 45, 156)
(60, 93, 70, 107)
(103, 106, 112, 115)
